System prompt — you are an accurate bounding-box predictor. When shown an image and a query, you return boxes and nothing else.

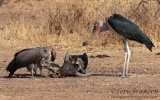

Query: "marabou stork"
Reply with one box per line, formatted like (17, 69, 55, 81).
(90, 14, 155, 77)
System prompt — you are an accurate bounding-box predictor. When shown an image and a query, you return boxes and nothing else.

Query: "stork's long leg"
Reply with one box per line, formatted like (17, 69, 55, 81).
(122, 39, 131, 77)
(122, 49, 127, 77)
(125, 41, 131, 76)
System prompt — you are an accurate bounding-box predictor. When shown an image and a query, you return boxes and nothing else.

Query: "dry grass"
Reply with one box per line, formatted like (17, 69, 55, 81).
(0, 0, 159, 50)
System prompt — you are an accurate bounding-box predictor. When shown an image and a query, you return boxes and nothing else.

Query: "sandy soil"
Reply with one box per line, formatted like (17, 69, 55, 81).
(0, 1, 160, 100)
(0, 47, 160, 100)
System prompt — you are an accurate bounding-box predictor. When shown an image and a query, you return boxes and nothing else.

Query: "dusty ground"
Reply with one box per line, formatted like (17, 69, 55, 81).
(0, 47, 160, 100)
(0, 1, 160, 100)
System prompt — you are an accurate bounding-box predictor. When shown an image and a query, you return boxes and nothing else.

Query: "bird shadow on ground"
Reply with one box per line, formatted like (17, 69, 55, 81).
(2, 74, 46, 78)
(90, 74, 121, 77)
(90, 74, 130, 78)
(1, 74, 129, 78)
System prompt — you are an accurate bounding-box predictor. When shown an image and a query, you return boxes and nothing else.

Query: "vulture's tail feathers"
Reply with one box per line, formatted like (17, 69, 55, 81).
(6, 59, 17, 77)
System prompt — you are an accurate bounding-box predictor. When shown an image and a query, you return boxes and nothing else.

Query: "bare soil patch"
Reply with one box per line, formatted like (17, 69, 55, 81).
(0, 0, 160, 100)
(0, 47, 160, 100)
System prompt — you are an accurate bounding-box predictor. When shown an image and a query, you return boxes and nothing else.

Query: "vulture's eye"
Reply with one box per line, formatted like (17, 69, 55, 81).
(44, 49, 47, 52)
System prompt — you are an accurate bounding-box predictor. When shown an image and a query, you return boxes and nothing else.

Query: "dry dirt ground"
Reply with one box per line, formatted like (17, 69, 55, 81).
(0, 47, 160, 100)
(0, 1, 160, 100)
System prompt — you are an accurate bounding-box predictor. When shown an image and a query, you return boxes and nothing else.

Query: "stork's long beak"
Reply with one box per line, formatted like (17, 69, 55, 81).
(90, 27, 100, 45)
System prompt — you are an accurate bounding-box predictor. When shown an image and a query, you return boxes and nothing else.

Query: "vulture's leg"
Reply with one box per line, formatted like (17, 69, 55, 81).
(33, 64, 37, 76)
(28, 64, 35, 78)
(39, 66, 43, 77)
(30, 64, 35, 78)
(38, 61, 43, 77)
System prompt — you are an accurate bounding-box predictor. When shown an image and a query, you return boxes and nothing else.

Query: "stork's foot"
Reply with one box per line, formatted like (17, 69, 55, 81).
(121, 75, 125, 78)
(121, 74, 130, 78)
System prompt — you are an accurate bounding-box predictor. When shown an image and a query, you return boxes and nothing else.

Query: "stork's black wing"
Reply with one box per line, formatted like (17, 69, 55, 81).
(107, 14, 154, 51)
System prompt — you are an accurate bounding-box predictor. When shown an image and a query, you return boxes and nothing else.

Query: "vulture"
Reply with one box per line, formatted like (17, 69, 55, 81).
(6, 46, 60, 78)
(55, 50, 90, 77)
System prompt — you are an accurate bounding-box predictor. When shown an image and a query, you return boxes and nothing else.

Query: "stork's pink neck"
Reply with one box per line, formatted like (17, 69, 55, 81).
(99, 23, 109, 33)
